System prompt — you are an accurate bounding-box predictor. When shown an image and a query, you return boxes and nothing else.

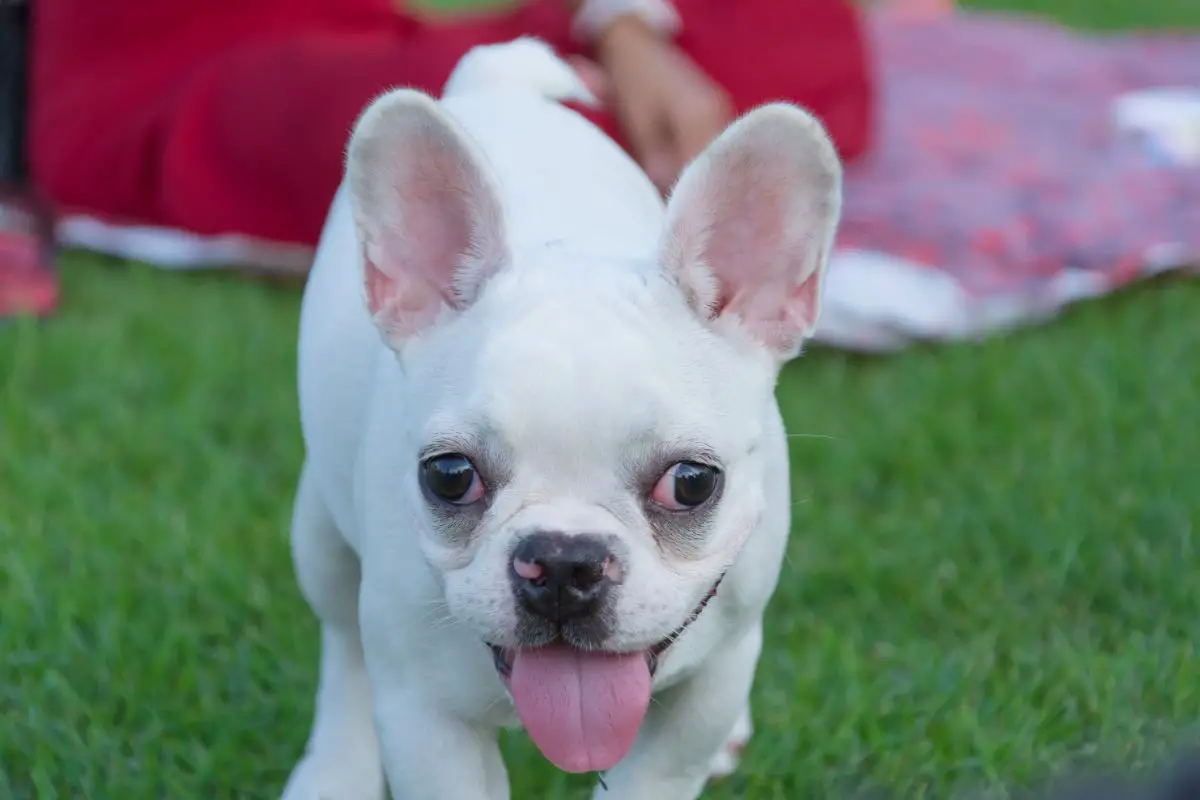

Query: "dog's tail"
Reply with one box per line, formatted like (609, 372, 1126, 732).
(441, 37, 598, 107)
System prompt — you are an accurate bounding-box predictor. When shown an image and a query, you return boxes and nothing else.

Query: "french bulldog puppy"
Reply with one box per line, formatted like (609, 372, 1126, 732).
(283, 37, 842, 800)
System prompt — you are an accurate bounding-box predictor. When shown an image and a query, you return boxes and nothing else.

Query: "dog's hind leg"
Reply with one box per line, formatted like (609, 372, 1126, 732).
(707, 704, 753, 780)
(281, 461, 385, 800)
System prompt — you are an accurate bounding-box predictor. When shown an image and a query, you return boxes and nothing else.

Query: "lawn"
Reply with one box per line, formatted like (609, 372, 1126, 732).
(2, 1, 1199, 798)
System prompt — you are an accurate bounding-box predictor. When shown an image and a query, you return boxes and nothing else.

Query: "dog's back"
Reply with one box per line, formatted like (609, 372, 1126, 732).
(438, 38, 664, 263)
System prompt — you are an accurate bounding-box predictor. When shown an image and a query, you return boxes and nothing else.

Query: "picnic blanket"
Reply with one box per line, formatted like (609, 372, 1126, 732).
(50, 11, 1200, 351)
(819, 11, 1200, 350)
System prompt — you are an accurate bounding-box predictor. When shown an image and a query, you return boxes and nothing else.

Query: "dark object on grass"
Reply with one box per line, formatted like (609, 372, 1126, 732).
(851, 753, 1200, 800)
(1026, 753, 1200, 800)
(1162, 757, 1200, 800)
(0, 0, 59, 321)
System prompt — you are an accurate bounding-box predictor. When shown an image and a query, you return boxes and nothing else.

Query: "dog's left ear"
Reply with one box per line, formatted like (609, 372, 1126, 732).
(658, 103, 843, 360)
(346, 89, 509, 346)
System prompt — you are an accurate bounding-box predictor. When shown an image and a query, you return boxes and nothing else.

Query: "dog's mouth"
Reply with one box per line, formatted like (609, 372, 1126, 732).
(485, 575, 723, 776)
(488, 574, 723, 678)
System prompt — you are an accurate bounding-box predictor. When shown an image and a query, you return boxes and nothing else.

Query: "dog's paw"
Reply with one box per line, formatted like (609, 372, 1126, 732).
(707, 708, 753, 781)
(281, 755, 385, 800)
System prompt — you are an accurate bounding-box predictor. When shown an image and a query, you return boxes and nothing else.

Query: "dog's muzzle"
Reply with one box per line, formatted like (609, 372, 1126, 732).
(488, 571, 725, 678)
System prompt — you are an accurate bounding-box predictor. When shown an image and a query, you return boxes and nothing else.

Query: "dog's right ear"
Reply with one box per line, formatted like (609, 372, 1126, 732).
(346, 89, 510, 347)
(657, 103, 842, 362)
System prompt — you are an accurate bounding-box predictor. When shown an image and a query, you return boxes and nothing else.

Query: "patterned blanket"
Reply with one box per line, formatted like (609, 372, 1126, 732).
(820, 12, 1199, 350)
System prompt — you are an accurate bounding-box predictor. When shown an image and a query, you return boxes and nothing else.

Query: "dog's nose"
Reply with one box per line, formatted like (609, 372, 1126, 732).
(510, 532, 617, 624)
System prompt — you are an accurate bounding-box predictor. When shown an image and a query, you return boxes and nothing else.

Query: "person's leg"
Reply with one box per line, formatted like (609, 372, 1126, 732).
(30, 0, 597, 246)
(187, 0, 873, 243)
(29, 0, 528, 245)
(29, 0, 872, 248)
(505, 0, 875, 164)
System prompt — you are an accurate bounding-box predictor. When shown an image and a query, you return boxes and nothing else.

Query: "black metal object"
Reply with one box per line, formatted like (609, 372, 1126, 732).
(0, 0, 31, 185)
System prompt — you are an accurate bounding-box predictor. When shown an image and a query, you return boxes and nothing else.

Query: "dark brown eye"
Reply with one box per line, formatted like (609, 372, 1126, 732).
(651, 461, 721, 510)
(421, 454, 484, 505)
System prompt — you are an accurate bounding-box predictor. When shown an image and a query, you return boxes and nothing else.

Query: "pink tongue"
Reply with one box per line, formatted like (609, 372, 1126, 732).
(509, 644, 652, 774)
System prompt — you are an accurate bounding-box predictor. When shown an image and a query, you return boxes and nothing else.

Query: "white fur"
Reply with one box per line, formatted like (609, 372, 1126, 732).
(283, 38, 841, 800)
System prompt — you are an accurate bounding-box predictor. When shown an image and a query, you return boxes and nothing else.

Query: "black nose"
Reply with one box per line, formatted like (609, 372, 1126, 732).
(510, 532, 617, 624)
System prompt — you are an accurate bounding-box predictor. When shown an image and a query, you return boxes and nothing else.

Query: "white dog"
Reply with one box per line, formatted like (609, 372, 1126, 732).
(283, 37, 842, 800)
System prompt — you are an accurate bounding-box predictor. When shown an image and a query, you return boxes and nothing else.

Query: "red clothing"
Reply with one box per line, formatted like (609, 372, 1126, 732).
(29, 0, 874, 247)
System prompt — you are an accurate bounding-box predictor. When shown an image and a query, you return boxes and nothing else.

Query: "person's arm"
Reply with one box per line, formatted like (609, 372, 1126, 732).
(565, 0, 680, 45)
(565, 0, 732, 193)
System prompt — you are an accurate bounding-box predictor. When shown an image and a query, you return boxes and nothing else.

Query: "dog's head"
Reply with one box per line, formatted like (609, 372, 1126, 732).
(346, 88, 841, 772)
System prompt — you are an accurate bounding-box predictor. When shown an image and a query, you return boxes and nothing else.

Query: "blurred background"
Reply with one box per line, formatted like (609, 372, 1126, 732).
(1, 0, 1198, 797)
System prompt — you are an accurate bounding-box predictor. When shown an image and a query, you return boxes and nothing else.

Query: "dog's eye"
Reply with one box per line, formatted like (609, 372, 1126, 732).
(421, 454, 484, 505)
(651, 461, 721, 511)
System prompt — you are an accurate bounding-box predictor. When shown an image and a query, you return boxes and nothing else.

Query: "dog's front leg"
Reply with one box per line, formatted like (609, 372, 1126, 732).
(594, 624, 763, 800)
(283, 464, 384, 800)
(370, 686, 509, 800)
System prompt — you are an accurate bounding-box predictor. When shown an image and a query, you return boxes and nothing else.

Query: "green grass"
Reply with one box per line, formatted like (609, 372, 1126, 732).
(3, 2, 1199, 798)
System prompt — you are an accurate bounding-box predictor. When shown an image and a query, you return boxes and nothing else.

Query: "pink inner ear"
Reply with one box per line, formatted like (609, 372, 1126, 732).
(662, 104, 843, 359)
(388, 137, 478, 297)
(364, 250, 447, 335)
(703, 168, 789, 318)
(678, 153, 825, 354)
(358, 124, 506, 339)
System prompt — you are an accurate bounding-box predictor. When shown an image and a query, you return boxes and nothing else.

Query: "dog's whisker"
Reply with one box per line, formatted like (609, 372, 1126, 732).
(785, 431, 841, 442)
(478, 694, 509, 717)
(417, 608, 460, 631)
(425, 617, 462, 634)
(418, 604, 451, 620)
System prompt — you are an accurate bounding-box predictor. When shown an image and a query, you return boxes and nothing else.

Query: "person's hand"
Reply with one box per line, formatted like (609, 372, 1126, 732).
(594, 15, 733, 193)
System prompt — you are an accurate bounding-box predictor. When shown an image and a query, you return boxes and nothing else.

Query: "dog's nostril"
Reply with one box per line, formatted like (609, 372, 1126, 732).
(569, 563, 604, 590)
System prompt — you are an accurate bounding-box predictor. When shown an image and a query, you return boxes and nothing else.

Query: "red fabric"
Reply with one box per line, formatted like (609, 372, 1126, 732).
(0, 190, 58, 319)
(29, 0, 874, 246)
